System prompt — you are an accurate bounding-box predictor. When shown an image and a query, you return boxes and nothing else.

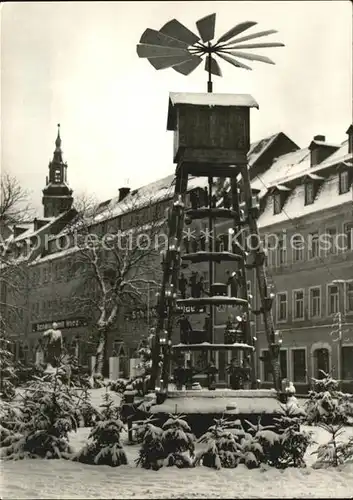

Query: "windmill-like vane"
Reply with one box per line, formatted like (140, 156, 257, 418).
(137, 13, 284, 92)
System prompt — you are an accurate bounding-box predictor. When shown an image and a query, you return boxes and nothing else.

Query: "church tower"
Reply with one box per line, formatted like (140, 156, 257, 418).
(42, 124, 74, 218)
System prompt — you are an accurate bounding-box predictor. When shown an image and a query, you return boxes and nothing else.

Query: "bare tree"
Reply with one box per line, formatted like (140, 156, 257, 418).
(0, 173, 32, 226)
(66, 190, 171, 378)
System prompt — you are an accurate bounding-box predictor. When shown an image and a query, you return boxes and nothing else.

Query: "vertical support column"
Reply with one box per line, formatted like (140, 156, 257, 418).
(239, 164, 281, 392)
(230, 177, 256, 388)
(208, 176, 214, 344)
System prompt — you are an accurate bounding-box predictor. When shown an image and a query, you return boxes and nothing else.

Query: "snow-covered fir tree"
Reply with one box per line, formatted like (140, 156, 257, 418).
(161, 414, 195, 468)
(195, 417, 243, 469)
(0, 333, 17, 400)
(72, 390, 127, 466)
(135, 416, 164, 470)
(270, 405, 312, 468)
(1, 370, 80, 459)
(306, 371, 353, 467)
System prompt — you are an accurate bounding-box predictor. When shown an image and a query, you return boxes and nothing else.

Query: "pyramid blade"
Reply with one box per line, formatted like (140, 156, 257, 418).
(160, 19, 200, 45)
(216, 52, 252, 70)
(225, 50, 275, 64)
(220, 29, 278, 47)
(139, 28, 190, 49)
(226, 42, 285, 49)
(149, 54, 194, 70)
(137, 44, 190, 58)
(216, 21, 257, 44)
(205, 56, 222, 77)
(172, 56, 203, 75)
(196, 13, 216, 42)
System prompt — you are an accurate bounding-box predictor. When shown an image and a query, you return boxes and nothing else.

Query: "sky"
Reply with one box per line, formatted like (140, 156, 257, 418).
(1, 1, 352, 216)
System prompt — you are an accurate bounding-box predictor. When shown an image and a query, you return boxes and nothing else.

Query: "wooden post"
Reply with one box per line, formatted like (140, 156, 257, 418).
(230, 178, 257, 389)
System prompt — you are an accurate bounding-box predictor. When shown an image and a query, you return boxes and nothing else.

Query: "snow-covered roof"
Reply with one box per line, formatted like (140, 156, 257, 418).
(258, 173, 351, 229)
(251, 148, 311, 197)
(168, 92, 259, 130)
(247, 132, 282, 167)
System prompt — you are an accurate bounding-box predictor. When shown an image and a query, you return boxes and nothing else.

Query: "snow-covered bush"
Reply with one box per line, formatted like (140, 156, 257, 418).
(195, 417, 243, 469)
(306, 372, 353, 467)
(1, 371, 79, 460)
(162, 414, 195, 468)
(0, 400, 24, 456)
(135, 417, 165, 470)
(15, 361, 45, 387)
(75, 386, 101, 427)
(0, 334, 17, 400)
(72, 390, 127, 467)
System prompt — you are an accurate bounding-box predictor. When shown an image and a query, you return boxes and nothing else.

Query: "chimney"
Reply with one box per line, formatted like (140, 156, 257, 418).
(346, 125, 353, 154)
(309, 134, 338, 167)
(118, 187, 131, 202)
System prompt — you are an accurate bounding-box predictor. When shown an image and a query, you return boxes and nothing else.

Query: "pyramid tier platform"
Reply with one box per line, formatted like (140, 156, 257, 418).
(173, 342, 254, 351)
(181, 251, 242, 263)
(177, 296, 248, 307)
(186, 208, 239, 220)
(148, 389, 284, 437)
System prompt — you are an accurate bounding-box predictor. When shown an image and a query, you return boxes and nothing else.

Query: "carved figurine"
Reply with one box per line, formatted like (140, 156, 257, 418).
(223, 189, 231, 209)
(206, 360, 218, 389)
(42, 322, 63, 370)
(191, 236, 198, 253)
(203, 313, 211, 341)
(202, 186, 209, 207)
(194, 276, 206, 298)
(226, 270, 239, 298)
(178, 273, 188, 299)
(177, 314, 193, 344)
(199, 231, 206, 251)
(211, 194, 218, 208)
(183, 235, 190, 253)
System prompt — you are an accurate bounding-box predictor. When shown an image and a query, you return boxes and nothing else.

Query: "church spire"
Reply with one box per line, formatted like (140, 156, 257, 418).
(42, 124, 73, 218)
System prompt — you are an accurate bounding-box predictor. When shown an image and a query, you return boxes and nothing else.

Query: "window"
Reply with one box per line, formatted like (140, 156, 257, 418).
(54, 168, 61, 183)
(342, 346, 353, 380)
(293, 289, 304, 320)
(292, 235, 304, 262)
(262, 350, 288, 382)
(346, 282, 353, 312)
(276, 292, 288, 322)
(339, 171, 350, 194)
(291, 349, 306, 383)
(305, 182, 315, 205)
(327, 284, 339, 315)
(344, 223, 353, 251)
(277, 236, 287, 265)
(309, 287, 321, 318)
(273, 193, 282, 214)
(325, 227, 337, 254)
(309, 232, 319, 259)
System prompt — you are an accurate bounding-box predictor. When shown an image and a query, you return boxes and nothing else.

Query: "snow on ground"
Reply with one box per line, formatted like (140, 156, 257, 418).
(1, 393, 353, 500)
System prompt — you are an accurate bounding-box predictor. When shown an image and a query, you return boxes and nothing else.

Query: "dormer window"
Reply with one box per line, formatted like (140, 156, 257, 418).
(273, 192, 282, 214)
(305, 182, 315, 205)
(339, 170, 350, 194)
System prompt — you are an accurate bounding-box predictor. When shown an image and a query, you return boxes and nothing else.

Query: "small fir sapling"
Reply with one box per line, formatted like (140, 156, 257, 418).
(195, 417, 243, 469)
(0, 334, 17, 400)
(135, 416, 165, 470)
(240, 418, 285, 469)
(306, 372, 353, 467)
(72, 390, 127, 466)
(161, 413, 195, 468)
(0, 401, 24, 457)
(270, 404, 312, 468)
(1, 371, 79, 460)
